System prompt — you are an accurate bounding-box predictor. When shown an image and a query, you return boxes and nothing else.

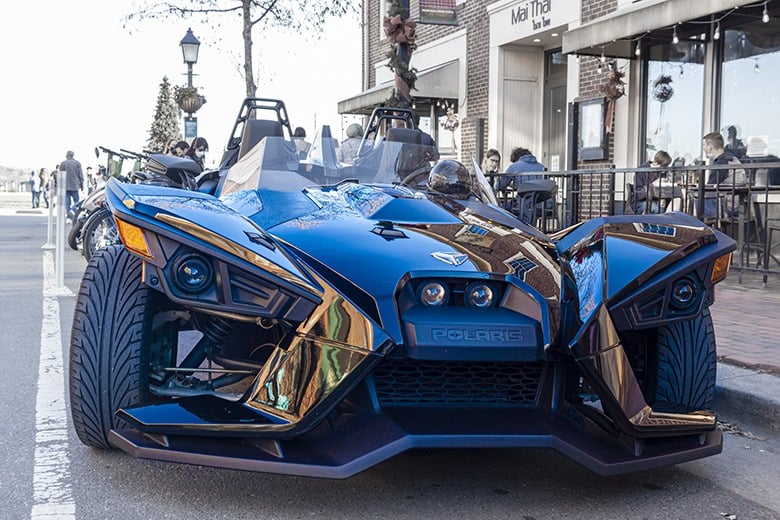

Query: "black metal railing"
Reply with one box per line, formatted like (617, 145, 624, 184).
(487, 160, 780, 284)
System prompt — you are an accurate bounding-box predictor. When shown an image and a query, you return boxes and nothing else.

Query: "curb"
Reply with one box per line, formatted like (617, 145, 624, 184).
(714, 362, 780, 432)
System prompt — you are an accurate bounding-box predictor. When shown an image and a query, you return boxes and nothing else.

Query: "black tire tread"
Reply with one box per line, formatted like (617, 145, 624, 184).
(654, 308, 717, 413)
(69, 245, 150, 448)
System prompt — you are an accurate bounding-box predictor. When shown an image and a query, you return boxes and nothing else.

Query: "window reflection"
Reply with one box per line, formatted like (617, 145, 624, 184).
(644, 41, 705, 165)
(721, 19, 780, 159)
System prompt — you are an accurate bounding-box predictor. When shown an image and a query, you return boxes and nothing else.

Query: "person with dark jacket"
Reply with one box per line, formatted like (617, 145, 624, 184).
(501, 147, 545, 190)
(631, 150, 671, 214)
(184, 137, 209, 172)
(59, 150, 84, 216)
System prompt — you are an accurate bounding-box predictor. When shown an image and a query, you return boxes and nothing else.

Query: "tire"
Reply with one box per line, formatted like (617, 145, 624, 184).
(653, 308, 717, 413)
(67, 218, 84, 250)
(69, 245, 152, 448)
(82, 208, 118, 262)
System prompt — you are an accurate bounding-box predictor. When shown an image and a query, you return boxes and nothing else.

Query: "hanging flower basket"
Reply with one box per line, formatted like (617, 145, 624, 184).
(174, 86, 206, 114)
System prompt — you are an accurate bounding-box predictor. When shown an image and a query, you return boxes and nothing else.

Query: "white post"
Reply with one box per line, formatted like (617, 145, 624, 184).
(54, 170, 73, 296)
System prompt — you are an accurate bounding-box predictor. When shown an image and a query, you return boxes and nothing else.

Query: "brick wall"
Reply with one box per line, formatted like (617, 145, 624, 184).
(577, 0, 618, 217)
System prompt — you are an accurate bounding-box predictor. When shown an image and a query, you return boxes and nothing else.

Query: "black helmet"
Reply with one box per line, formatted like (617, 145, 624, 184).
(427, 160, 472, 199)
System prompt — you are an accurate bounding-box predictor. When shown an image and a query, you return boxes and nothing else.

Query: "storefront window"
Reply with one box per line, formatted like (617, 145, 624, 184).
(720, 19, 780, 160)
(644, 41, 706, 165)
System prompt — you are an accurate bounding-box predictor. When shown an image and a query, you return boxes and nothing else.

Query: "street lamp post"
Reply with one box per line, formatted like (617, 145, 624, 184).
(179, 28, 202, 139)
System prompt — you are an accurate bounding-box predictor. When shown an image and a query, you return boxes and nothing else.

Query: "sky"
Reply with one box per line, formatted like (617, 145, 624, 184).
(0, 1, 363, 172)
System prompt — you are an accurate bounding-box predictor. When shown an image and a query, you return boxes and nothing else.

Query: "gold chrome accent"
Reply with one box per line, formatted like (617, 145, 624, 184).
(115, 218, 153, 259)
(154, 213, 320, 295)
(711, 253, 732, 284)
(122, 197, 136, 210)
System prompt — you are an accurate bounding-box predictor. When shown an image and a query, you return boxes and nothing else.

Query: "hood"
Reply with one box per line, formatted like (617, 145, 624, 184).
(518, 154, 540, 165)
(260, 184, 561, 314)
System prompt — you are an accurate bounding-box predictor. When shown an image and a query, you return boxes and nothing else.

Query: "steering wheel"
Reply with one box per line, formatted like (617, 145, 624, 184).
(400, 166, 432, 189)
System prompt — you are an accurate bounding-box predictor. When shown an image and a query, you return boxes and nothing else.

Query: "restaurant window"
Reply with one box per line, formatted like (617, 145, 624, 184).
(720, 18, 780, 161)
(644, 40, 706, 165)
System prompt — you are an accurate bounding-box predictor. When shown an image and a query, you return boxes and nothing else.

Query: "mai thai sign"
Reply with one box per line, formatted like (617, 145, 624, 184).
(511, 0, 552, 31)
(419, 0, 459, 26)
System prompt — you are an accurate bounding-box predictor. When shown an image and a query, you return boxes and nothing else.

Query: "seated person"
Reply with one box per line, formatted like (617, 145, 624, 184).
(631, 150, 671, 214)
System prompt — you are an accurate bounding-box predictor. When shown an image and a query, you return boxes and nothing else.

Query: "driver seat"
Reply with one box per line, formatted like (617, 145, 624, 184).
(238, 119, 284, 160)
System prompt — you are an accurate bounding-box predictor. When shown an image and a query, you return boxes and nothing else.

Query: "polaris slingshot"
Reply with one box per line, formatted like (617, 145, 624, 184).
(69, 98, 736, 478)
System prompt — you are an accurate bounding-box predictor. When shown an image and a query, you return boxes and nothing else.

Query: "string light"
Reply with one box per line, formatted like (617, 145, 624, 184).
(634, 38, 641, 57)
(672, 25, 679, 45)
(600, 49, 606, 63)
(713, 21, 720, 40)
(755, 59, 761, 73)
(575, 54, 580, 63)
(763, 2, 770, 23)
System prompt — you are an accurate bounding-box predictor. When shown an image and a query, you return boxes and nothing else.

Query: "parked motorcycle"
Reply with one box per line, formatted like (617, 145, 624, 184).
(78, 150, 205, 261)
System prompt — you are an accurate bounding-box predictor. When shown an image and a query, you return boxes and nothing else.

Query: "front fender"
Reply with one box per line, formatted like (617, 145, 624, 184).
(104, 178, 323, 321)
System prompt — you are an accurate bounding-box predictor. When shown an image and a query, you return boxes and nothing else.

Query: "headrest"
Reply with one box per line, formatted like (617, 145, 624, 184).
(238, 119, 284, 159)
(386, 127, 423, 145)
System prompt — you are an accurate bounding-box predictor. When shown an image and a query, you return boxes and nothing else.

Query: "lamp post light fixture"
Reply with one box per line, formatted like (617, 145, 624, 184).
(180, 28, 200, 88)
(178, 28, 203, 140)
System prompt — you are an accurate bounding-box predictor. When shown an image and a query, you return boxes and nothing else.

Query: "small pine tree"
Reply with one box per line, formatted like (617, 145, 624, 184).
(147, 76, 181, 153)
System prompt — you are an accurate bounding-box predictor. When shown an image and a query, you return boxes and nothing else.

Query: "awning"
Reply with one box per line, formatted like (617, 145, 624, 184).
(562, 0, 756, 59)
(338, 60, 459, 115)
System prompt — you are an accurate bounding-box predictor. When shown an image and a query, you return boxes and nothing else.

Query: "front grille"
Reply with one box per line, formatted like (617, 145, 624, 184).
(371, 359, 544, 405)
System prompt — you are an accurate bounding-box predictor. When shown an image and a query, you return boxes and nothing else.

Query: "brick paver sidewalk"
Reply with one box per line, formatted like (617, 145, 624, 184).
(712, 278, 780, 375)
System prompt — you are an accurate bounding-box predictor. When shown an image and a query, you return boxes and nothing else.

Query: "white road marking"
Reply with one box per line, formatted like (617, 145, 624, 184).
(31, 251, 75, 519)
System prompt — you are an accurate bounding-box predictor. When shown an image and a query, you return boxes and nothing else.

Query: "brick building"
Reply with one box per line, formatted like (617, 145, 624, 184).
(338, 0, 779, 199)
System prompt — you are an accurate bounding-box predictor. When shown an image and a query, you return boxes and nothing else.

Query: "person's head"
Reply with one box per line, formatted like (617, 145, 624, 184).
(86, 166, 93, 173)
(167, 138, 179, 154)
(702, 132, 724, 158)
(294, 127, 306, 138)
(727, 125, 737, 139)
(66, 150, 74, 159)
(174, 140, 189, 157)
(484, 149, 501, 172)
(510, 147, 532, 164)
(346, 123, 363, 139)
(188, 137, 209, 159)
(652, 150, 672, 167)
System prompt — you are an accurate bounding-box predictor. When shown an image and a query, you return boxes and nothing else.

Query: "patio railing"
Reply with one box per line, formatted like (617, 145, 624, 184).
(487, 160, 780, 284)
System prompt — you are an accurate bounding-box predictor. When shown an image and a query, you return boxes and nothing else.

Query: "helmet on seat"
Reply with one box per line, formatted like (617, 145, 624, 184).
(427, 160, 473, 199)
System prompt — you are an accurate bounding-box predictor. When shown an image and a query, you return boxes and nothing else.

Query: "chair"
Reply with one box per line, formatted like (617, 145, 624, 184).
(238, 119, 284, 160)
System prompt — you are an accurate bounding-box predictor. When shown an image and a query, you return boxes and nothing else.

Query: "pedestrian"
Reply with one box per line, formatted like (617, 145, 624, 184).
(30, 170, 40, 208)
(293, 127, 311, 160)
(338, 123, 364, 164)
(184, 137, 209, 172)
(39, 168, 50, 208)
(59, 150, 84, 218)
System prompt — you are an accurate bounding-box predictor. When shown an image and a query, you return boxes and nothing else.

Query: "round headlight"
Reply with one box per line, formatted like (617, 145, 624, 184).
(173, 254, 213, 294)
(418, 282, 449, 307)
(670, 278, 697, 310)
(465, 282, 496, 308)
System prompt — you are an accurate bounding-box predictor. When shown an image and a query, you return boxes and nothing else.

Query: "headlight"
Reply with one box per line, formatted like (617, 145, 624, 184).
(172, 254, 213, 294)
(464, 282, 496, 308)
(670, 277, 697, 310)
(418, 281, 449, 307)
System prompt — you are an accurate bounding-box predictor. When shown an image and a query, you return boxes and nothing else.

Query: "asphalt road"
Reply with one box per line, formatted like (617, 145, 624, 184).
(1, 213, 778, 520)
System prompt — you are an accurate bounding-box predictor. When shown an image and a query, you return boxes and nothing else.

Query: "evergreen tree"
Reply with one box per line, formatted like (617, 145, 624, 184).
(147, 76, 180, 153)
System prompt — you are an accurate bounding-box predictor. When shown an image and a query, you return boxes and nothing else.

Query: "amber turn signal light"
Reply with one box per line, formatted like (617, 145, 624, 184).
(711, 253, 732, 284)
(115, 218, 153, 260)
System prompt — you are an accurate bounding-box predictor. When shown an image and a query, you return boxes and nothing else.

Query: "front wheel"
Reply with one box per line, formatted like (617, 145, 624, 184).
(653, 308, 717, 413)
(82, 208, 118, 262)
(67, 218, 84, 250)
(69, 245, 152, 448)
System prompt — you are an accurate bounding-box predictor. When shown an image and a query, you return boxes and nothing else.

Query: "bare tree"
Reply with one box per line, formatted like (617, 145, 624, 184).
(125, 0, 357, 97)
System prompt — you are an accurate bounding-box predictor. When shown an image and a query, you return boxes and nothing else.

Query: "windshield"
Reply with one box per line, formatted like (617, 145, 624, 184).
(218, 126, 440, 196)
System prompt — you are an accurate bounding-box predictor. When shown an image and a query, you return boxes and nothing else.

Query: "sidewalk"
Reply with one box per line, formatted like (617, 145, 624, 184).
(1, 190, 777, 429)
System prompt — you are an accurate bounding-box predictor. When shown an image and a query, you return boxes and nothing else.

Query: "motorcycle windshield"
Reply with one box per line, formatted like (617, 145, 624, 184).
(219, 129, 440, 196)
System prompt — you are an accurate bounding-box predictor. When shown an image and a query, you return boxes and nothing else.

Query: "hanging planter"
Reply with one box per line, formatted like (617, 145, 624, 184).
(174, 85, 206, 114)
(599, 68, 625, 134)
